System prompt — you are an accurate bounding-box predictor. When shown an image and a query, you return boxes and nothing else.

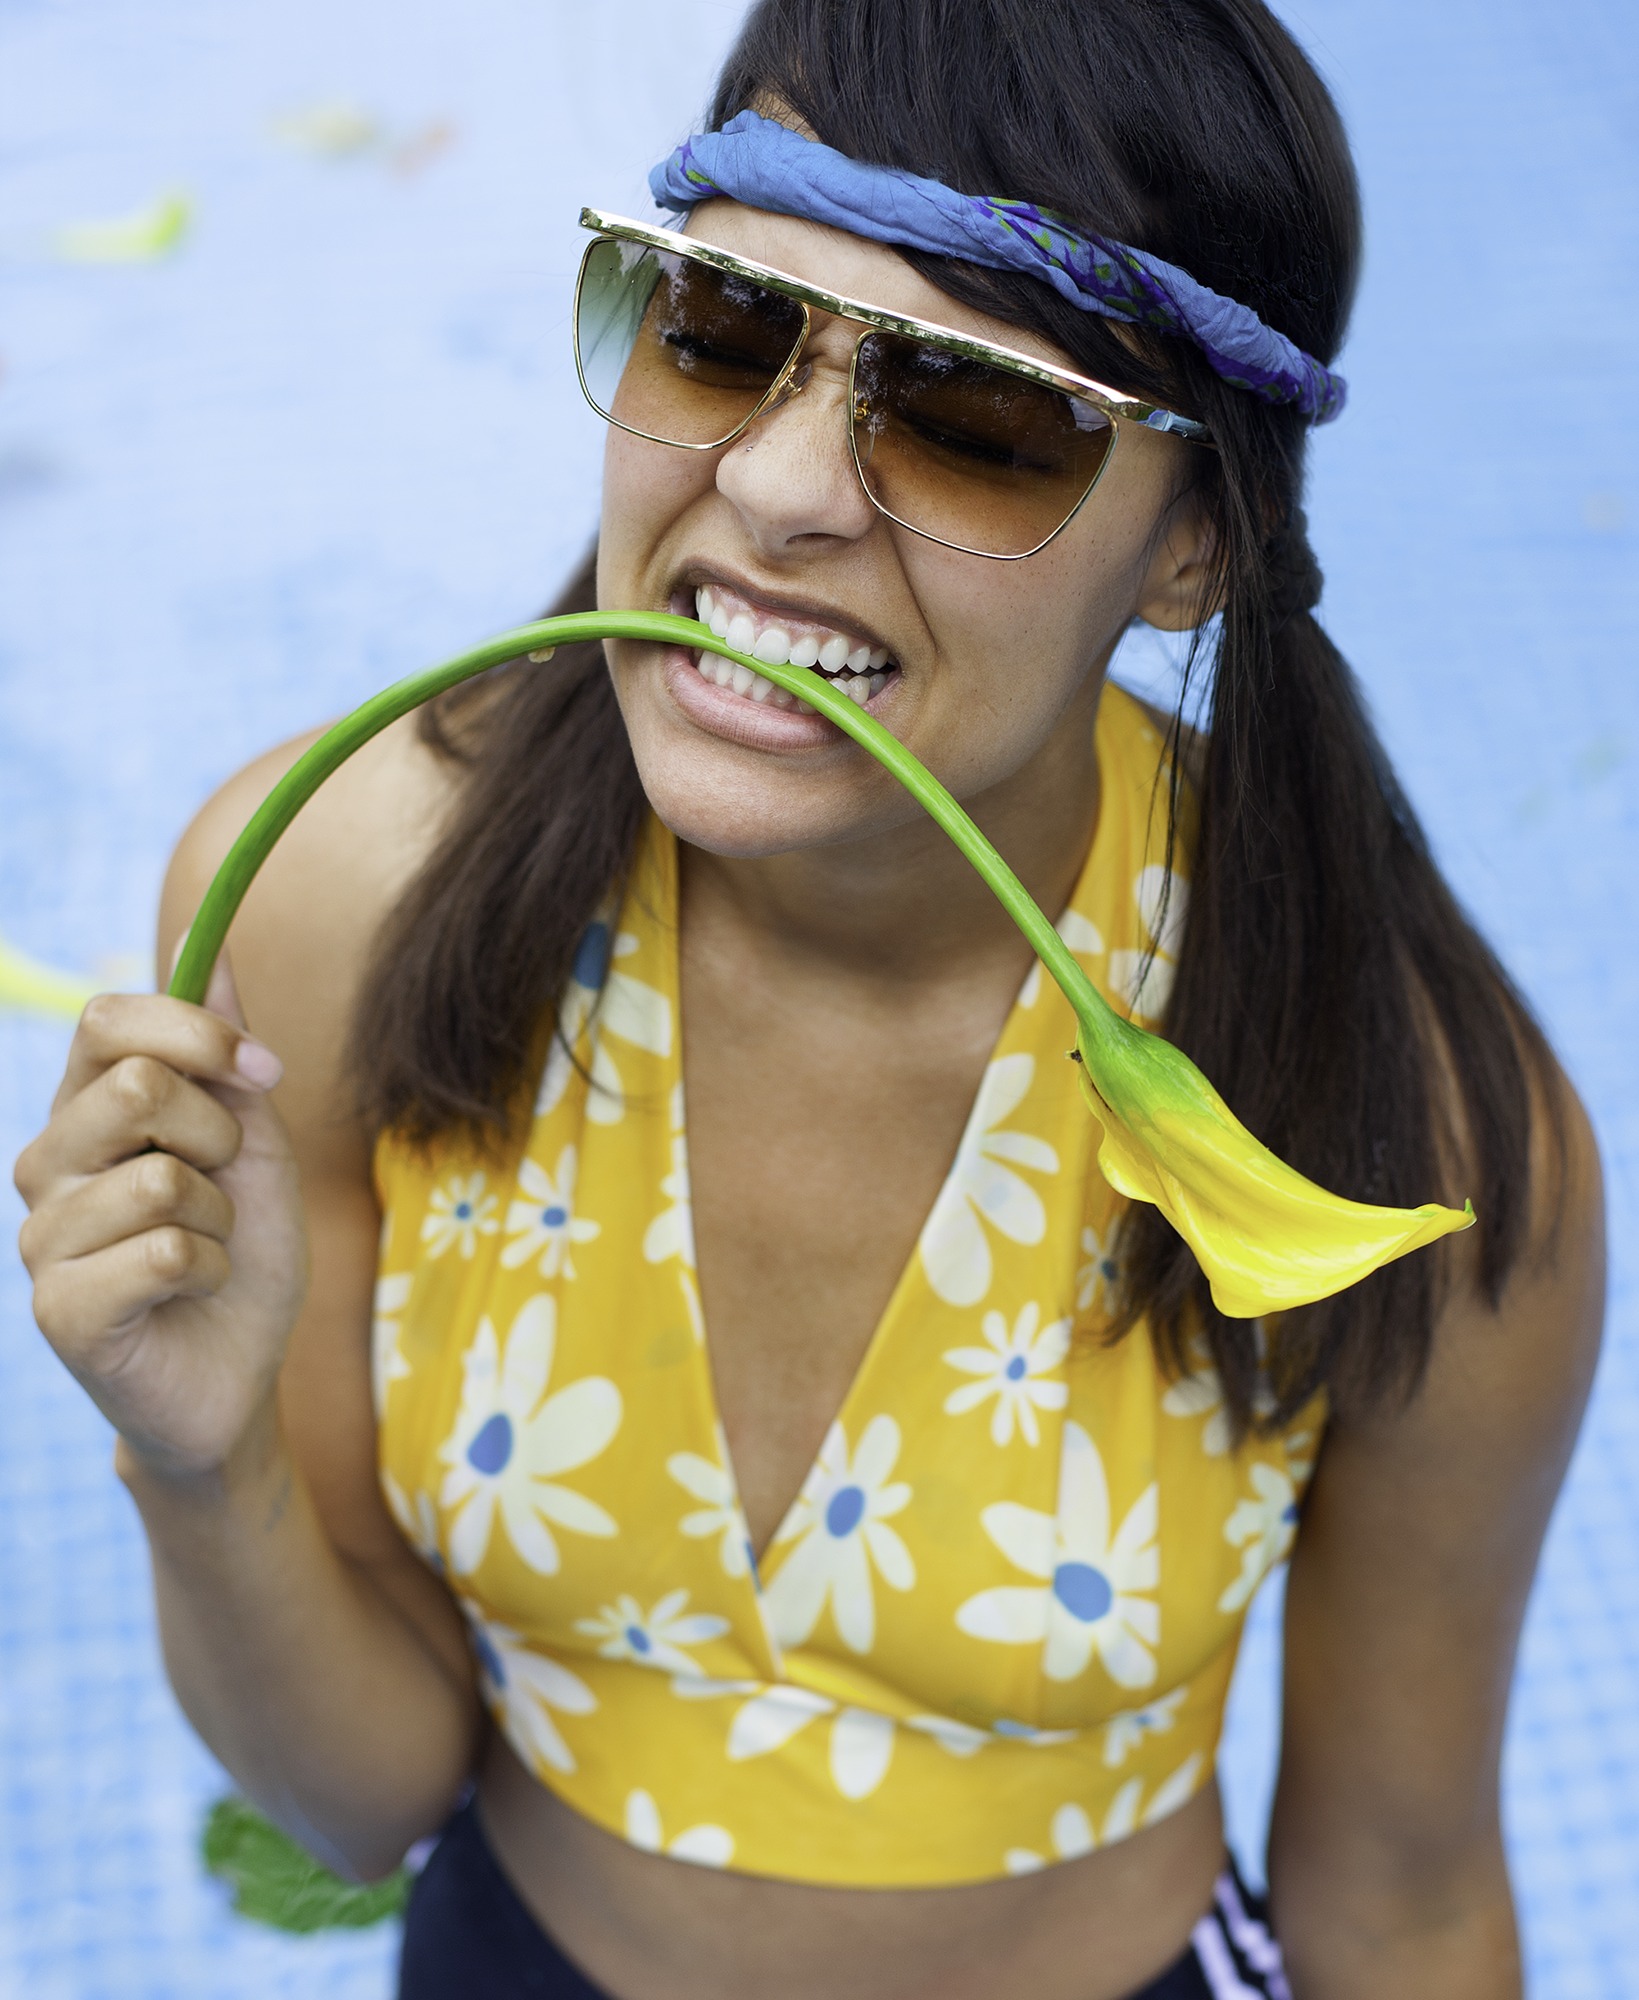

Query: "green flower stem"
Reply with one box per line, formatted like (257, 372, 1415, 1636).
(170, 610, 1110, 1037)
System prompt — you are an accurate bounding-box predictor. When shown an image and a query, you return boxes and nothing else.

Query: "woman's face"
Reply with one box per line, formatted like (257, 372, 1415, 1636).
(597, 199, 1205, 861)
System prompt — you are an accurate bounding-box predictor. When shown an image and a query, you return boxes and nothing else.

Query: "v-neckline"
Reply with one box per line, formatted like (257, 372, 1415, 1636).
(662, 803, 1112, 1571)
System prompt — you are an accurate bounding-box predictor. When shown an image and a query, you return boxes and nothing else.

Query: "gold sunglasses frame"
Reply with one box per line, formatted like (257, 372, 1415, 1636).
(576, 208, 1215, 561)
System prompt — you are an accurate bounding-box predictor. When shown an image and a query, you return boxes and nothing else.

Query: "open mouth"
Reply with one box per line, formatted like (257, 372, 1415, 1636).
(685, 583, 899, 713)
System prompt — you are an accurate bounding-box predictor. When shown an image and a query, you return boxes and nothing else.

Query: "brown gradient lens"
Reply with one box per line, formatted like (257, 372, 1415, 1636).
(850, 331, 1115, 557)
(577, 238, 807, 448)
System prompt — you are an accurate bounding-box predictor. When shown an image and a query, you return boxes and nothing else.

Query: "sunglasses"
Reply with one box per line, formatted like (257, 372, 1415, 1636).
(574, 212, 1214, 562)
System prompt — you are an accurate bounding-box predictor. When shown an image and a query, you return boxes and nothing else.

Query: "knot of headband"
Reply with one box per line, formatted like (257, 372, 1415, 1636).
(650, 110, 1346, 425)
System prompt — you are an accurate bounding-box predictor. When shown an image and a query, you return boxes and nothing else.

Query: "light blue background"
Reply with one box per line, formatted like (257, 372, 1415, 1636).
(2, 1, 1635, 1993)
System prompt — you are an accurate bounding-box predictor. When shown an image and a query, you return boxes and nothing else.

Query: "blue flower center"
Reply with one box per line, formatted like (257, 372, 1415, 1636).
(992, 1717, 1033, 1739)
(625, 1625, 652, 1655)
(1052, 1560, 1113, 1624)
(1005, 1355, 1028, 1381)
(472, 1628, 506, 1688)
(1282, 1502, 1299, 1524)
(573, 921, 612, 990)
(1102, 1258, 1118, 1281)
(454, 1201, 473, 1220)
(825, 1485, 867, 1538)
(467, 1412, 514, 1476)
(541, 1204, 568, 1228)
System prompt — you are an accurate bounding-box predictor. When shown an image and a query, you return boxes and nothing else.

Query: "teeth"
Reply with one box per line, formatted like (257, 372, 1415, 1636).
(731, 664, 756, 695)
(817, 634, 851, 673)
(710, 604, 730, 638)
(796, 699, 816, 715)
(845, 645, 871, 674)
(845, 677, 870, 706)
(788, 633, 820, 669)
(685, 585, 898, 714)
(749, 673, 774, 702)
(770, 687, 795, 710)
(696, 585, 714, 624)
(713, 656, 735, 688)
(725, 613, 755, 654)
(868, 648, 888, 672)
(753, 626, 791, 665)
(869, 672, 886, 697)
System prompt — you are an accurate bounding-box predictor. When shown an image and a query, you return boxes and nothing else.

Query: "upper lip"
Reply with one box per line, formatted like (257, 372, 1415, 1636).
(674, 564, 898, 658)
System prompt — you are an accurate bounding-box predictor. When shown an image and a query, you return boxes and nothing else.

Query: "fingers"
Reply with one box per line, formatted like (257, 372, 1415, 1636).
(57, 983, 282, 1110)
(30, 1226, 232, 1358)
(18, 1051, 249, 1208)
(19, 1150, 235, 1272)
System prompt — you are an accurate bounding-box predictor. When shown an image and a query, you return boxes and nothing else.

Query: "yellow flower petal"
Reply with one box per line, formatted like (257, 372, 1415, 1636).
(1072, 1002, 1473, 1319)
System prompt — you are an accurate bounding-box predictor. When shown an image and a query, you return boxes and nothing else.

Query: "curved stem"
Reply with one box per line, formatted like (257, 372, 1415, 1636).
(171, 611, 1111, 1034)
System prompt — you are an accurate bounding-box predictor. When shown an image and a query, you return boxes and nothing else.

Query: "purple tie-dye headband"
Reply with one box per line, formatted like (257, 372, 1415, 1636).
(650, 110, 1346, 424)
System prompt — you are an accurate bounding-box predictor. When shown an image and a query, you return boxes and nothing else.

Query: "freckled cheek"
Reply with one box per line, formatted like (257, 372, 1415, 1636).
(599, 429, 719, 572)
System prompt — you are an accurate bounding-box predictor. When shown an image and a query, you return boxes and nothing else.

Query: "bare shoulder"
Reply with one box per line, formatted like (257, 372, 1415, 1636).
(158, 711, 462, 1165)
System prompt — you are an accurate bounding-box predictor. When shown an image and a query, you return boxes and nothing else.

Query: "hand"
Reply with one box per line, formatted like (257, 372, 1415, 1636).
(15, 952, 310, 1479)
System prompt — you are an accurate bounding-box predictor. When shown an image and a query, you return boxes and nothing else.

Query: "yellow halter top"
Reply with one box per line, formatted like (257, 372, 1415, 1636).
(373, 683, 1323, 1888)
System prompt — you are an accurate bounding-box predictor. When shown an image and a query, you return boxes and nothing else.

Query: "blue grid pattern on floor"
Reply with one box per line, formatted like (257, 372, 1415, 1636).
(1, 0, 1635, 1994)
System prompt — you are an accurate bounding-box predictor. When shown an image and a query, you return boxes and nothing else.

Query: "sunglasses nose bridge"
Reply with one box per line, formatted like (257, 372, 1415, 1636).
(760, 358, 813, 417)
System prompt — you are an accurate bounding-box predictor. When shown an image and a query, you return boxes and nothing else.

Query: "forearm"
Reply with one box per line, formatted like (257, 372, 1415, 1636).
(1269, 1819, 1521, 2000)
(120, 1398, 480, 1880)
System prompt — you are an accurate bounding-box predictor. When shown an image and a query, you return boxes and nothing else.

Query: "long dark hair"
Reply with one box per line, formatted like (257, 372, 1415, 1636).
(352, 0, 1559, 1434)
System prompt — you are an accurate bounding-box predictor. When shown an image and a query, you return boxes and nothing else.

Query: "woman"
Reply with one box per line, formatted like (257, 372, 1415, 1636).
(14, 0, 1603, 1994)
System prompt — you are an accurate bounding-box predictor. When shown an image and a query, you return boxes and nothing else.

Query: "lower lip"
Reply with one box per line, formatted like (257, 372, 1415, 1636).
(659, 643, 896, 752)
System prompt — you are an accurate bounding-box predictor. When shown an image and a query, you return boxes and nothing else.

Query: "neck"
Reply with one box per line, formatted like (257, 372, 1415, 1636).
(679, 672, 1105, 998)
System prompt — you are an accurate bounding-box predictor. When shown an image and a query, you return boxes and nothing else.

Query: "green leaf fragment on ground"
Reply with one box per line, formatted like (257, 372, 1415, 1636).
(201, 1796, 409, 1933)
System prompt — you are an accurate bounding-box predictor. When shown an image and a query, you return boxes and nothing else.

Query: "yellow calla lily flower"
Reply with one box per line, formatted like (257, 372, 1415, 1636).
(1070, 990, 1473, 1320)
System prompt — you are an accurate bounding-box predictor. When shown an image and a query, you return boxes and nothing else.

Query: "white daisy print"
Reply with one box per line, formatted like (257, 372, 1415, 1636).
(918, 1054, 1060, 1308)
(381, 1469, 441, 1569)
(642, 1133, 695, 1268)
(904, 1712, 1078, 1758)
(1216, 1446, 1311, 1614)
(1101, 1687, 1187, 1768)
(956, 1420, 1159, 1688)
(1161, 1327, 1275, 1457)
(464, 1605, 595, 1776)
(501, 1145, 601, 1279)
(420, 1171, 500, 1260)
(372, 1270, 413, 1416)
(667, 1446, 753, 1581)
(437, 1295, 621, 1576)
(1076, 1222, 1121, 1315)
(1019, 907, 1106, 1008)
(942, 1301, 1071, 1447)
(763, 1416, 915, 1656)
(1003, 1753, 1204, 1872)
(726, 1686, 897, 1802)
(574, 1590, 729, 1676)
(1108, 866, 1189, 1023)
(623, 1790, 733, 1868)
(536, 921, 672, 1126)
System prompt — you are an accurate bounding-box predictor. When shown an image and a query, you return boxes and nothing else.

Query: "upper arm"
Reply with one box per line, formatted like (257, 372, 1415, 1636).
(158, 717, 473, 1693)
(1270, 1068, 1604, 1979)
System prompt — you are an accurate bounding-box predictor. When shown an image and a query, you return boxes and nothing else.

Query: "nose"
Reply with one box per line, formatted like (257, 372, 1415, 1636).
(713, 357, 879, 558)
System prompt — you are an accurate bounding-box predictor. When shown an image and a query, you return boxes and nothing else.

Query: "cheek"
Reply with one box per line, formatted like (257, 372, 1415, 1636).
(598, 430, 715, 580)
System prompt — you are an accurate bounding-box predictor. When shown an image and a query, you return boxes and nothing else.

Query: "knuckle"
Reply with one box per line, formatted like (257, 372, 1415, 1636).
(142, 1225, 196, 1284)
(17, 1209, 45, 1274)
(109, 1055, 175, 1122)
(12, 1137, 42, 1205)
(132, 1150, 191, 1218)
(30, 1269, 76, 1348)
(78, 991, 124, 1046)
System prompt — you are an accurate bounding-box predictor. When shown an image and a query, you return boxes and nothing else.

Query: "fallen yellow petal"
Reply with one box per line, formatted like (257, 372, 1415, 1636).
(55, 190, 191, 264)
(0, 931, 97, 1020)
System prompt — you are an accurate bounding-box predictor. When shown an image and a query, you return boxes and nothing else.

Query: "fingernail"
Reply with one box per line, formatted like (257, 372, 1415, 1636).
(234, 1039, 284, 1089)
